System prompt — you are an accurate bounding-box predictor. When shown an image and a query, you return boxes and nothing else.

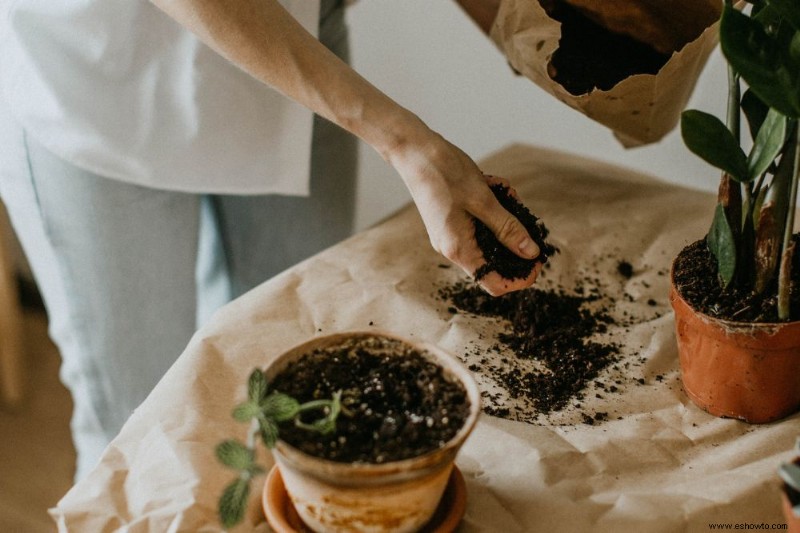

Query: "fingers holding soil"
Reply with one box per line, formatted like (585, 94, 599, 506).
(478, 262, 543, 296)
(472, 182, 558, 288)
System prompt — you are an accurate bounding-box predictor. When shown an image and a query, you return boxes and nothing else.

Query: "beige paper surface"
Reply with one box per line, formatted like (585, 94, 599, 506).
(490, 0, 721, 147)
(51, 144, 799, 532)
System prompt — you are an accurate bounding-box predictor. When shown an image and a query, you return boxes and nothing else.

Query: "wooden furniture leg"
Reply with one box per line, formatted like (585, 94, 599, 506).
(0, 203, 25, 407)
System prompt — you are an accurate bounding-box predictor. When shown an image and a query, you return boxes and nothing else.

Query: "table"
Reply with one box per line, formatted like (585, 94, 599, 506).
(51, 144, 800, 532)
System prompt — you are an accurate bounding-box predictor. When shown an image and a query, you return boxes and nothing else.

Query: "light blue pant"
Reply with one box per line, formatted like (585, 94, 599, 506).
(0, 0, 355, 480)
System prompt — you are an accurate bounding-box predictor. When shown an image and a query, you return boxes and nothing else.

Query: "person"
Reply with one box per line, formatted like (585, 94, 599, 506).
(0, 0, 541, 481)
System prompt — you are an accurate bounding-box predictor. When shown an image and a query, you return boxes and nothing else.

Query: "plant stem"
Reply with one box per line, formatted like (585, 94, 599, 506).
(778, 124, 800, 320)
(298, 399, 335, 412)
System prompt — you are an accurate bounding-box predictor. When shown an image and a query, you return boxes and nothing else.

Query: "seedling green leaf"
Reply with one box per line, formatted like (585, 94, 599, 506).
(261, 392, 300, 422)
(232, 401, 260, 422)
(219, 478, 250, 529)
(215, 440, 254, 471)
(247, 369, 268, 403)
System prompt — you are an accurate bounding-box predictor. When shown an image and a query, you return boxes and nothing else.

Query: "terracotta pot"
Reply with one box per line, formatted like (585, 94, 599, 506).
(261, 332, 481, 533)
(670, 271, 800, 423)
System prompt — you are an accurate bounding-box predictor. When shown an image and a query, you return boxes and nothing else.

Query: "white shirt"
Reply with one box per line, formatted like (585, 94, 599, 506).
(1, 0, 320, 196)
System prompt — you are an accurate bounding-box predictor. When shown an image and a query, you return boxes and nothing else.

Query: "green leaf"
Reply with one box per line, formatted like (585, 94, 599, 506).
(765, 0, 800, 31)
(215, 440, 254, 470)
(247, 369, 268, 403)
(295, 391, 342, 435)
(218, 478, 251, 529)
(721, 5, 800, 118)
(259, 418, 280, 448)
(681, 110, 749, 181)
(748, 108, 788, 179)
(708, 204, 738, 287)
(232, 401, 260, 422)
(791, 31, 800, 62)
(261, 392, 300, 422)
(742, 89, 769, 140)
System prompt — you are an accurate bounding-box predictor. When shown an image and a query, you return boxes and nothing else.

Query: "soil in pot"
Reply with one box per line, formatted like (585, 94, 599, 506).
(269, 336, 470, 464)
(540, 0, 670, 95)
(672, 238, 800, 322)
(473, 183, 558, 282)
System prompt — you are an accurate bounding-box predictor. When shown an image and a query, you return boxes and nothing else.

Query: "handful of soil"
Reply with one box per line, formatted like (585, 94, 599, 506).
(474, 183, 558, 282)
(270, 336, 470, 464)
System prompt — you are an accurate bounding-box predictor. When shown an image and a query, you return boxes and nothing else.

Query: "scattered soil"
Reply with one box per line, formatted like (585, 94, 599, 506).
(672, 238, 800, 322)
(270, 335, 470, 464)
(438, 247, 670, 425)
(439, 281, 619, 416)
(540, 0, 670, 95)
(473, 183, 558, 281)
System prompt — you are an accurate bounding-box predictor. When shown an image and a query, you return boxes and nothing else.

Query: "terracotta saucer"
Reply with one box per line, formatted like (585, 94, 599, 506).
(262, 464, 467, 533)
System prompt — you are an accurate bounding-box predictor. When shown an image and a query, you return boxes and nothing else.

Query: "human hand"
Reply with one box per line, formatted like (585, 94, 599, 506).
(386, 128, 542, 296)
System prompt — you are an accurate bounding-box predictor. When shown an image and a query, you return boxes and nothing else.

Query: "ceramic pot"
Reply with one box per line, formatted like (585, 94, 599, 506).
(261, 332, 481, 533)
(670, 270, 800, 423)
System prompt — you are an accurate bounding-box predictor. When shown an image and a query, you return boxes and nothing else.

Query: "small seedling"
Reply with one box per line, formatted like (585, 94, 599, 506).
(215, 368, 343, 528)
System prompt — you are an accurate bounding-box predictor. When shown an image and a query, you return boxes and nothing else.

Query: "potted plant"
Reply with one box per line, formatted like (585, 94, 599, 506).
(671, 0, 800, 423)
(779, 438, 800, 533)
(214, 332, 481, 532)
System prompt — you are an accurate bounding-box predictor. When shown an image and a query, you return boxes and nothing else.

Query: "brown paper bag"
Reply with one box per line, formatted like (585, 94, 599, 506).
(490, 0, 721, 147)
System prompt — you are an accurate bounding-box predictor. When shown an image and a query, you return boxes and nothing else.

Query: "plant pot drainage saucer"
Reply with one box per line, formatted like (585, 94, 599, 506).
(263, 464, 467, 533)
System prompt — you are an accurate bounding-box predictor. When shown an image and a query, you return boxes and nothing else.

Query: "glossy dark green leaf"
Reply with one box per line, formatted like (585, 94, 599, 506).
(765, 0, 800, 31)
(742, 89, 769, 139)
(747, 108, 788, 179)
(681, 110, 749, 181)
(707, 204, 738, 287)
(721, 5, 800, 118)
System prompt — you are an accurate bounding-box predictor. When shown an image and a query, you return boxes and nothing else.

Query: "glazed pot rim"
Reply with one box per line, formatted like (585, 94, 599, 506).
(264, 330, 482, 485)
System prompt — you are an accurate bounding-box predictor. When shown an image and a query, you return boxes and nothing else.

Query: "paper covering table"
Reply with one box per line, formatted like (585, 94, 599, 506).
(51, 145, 800, 532)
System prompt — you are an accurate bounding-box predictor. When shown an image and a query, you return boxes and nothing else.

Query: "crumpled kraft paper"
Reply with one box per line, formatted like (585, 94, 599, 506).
(51, 144, 799, 532)
(490, 0, 721, 147)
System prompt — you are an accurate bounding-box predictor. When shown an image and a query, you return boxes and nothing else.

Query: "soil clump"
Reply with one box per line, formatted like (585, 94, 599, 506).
(270, 336, 470, 464)
(541, 0, 669, 95)
(439, 280, 620, 416)
(474, 183, 558, 281)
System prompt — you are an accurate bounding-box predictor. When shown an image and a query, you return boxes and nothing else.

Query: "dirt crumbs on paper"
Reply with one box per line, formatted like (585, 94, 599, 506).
(437, 256, 668, 425)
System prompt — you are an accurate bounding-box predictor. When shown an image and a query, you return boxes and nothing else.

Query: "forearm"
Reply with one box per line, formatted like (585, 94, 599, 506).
(150, 0, 431, 161)
(454, 0, 501, 35)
